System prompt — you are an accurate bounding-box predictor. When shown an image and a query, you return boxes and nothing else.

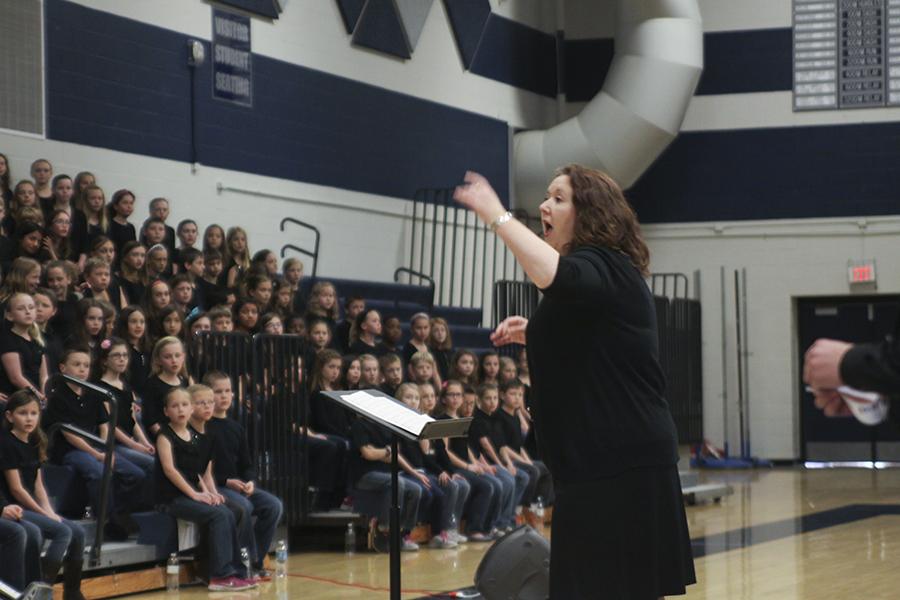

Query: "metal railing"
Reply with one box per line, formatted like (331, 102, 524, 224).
(393, 268, 435, 310)
(45, 374, 118, 567)
(280, 217, 321, 277)
(651, 274, 704, 444)
(406, 188, 540, 312)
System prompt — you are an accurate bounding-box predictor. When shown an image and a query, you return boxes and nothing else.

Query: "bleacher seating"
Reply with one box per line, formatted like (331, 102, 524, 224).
(301, 276, 494, 353)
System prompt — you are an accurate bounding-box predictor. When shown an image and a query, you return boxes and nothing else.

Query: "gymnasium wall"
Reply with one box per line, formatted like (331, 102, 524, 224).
(568, 0, 900, 459)
(0, 0, 558, 282)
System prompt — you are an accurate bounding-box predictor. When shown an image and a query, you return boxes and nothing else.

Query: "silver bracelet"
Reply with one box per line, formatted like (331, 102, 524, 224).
(489, 211, 513, 232)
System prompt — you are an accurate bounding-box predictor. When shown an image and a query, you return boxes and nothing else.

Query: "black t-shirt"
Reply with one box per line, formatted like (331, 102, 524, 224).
(349, 418, 392, 484)
(400, 437, 442, 474)
(49, 294, 79, 342)
(42, 329, 64, 376)
(119, 277, 145, 307)
(43, 382, 109, 463)
(0, 331, 44, 394)
(143, 375, 187, 434)
(334, 320, 352, 354)
(433, 413, 468, 471)
(428, 347, 452, 381)
(309, 389, 353, 437)
(0, 429, 40, 499)
(128, 345, 150, 398)
(108, 220, 136, 258)
(96, 380, 137, 433)
(526, 245, 679, 484)
(468, 408, 497, 460)
(494, 408, 523, 453)
(205, 416, 255, 485)
(348, 339, 389, 358)
(155, 424, 212, 503)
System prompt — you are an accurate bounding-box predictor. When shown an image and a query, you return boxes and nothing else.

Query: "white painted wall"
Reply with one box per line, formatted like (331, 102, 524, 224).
(646, 219, 900, 459)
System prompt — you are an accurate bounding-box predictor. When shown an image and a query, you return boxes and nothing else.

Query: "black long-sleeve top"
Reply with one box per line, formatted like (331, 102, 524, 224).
(205, 416, 256, 485)
(841, 316, 900, 395)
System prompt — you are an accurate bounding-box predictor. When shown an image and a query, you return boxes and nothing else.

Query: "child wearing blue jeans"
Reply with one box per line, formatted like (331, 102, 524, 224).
(155, 387, 256, 592)
(203, 371, 283, 577)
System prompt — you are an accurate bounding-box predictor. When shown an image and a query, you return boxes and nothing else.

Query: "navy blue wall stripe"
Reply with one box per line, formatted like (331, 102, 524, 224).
(213, 0, 280, 19)
(564, 28, 793, 102)
(470, 14, 557, 98)
(563, 37, 614, 102)
(696, 28, 793, 96)
(45, 0, 510, 203)
(629, 122, 900, 223)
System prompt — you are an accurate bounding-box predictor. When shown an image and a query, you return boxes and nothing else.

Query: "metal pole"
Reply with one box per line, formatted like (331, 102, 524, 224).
(734, 270, 745, 459)
(741, 267, 750, 458)
(390, 435, 401, 600)
(719, 267, 729, 456)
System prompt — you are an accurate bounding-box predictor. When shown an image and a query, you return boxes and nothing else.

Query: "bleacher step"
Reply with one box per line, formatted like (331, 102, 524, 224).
(82, 541, 160, 571)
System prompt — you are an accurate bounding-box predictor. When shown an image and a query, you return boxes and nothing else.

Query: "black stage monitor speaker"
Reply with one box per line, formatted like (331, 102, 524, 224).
(474, 525, 550, 600)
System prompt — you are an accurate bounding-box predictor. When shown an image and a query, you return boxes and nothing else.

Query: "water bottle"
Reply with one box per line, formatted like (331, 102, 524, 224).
(83, 505, 93, 520)
(240, 547, 251, 579)
(166, 553, 180, 592)
(533, 497, 545, 536)
(448, 512, 459, 540)
(275, 539, 288, 578)
(275, 572, 288, 600)
(345, 523, 356, 555)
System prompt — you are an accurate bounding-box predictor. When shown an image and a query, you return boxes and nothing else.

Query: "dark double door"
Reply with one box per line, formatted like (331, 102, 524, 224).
(797, 295, 900, 462)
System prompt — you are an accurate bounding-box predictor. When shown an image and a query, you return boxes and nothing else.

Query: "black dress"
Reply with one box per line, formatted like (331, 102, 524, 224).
(526, 245, 694, 599)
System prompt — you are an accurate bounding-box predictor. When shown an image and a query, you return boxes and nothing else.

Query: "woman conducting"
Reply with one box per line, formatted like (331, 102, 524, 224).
(454, 165, 695, 599)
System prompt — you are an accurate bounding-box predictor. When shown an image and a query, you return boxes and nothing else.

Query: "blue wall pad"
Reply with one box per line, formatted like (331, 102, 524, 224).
(214, 0, 280, 19)
(442, 0, 491, 69)
(470, 14, 557, 98)
(564, 28, 793, 103)
(352, 0, 411, 59)
(563, 37, 614, 102)
(336, 0, 367, 33)
(46, 0, 509, 202)
(695, 28, 792, 96)
(629, 122, 900, 223)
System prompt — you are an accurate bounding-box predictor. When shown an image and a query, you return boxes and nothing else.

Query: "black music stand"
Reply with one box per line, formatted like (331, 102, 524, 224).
(321, 388, 471, 600)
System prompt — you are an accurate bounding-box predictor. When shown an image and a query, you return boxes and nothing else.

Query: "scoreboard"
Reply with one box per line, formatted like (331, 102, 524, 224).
(793, 0, 900, 110)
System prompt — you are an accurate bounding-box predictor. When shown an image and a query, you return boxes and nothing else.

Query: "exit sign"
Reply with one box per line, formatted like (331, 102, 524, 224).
(848, 259, 877, 286)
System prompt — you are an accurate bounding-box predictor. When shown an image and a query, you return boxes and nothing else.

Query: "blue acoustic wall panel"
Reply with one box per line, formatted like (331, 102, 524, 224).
(45, 0, 192, 163)
(696, 28, 792, 96)
(336, 0, 367, 33)
(442, 0, 491, 69)
(46, 0, 510, 203)
(470, 14, 557, 98)
(629, 123, 900, 223)
(564, 28, 793, 102)
(352, 0, 411, 59)
(563, 38, 614, 102)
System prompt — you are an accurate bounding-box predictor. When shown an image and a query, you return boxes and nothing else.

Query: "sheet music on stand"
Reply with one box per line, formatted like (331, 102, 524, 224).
(322, 388, 471, 440)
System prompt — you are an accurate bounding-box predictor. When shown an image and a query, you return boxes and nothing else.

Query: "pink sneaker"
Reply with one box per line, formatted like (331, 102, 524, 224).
(208, 576, 257, 591)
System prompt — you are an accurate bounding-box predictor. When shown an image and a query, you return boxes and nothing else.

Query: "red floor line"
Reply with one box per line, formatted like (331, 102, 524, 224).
(288, 571, 446, 596)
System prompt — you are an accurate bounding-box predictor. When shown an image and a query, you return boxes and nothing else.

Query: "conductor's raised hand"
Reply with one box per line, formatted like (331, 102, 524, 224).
(803, 339, 852, 390)
(491, 316, 528, 347)
(453, 171, 507, 224)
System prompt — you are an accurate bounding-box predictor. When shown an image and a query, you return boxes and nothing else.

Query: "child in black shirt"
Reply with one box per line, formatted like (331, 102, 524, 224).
(155, 387, 255, 592)
(1, 390, 85, 597)
(43, 349, 145, 540)
(204, 372, 283, 577)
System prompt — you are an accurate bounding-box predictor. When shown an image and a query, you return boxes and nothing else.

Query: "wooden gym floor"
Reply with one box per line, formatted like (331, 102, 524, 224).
(130, 467, 900, 599)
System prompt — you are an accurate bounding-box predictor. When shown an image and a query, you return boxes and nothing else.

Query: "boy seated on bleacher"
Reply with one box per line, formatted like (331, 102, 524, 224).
(43, 348, 146, 540)
(203, 371, 283, 578)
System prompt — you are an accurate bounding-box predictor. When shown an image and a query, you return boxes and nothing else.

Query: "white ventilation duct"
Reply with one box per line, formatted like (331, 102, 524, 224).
(513, 0, 703, 211)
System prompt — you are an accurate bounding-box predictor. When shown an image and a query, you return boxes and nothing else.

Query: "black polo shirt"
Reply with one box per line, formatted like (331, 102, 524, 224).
(43, 383, 109, 464)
